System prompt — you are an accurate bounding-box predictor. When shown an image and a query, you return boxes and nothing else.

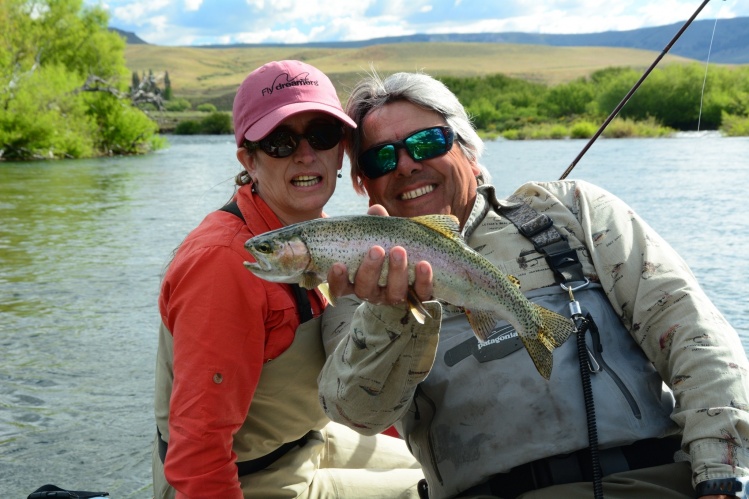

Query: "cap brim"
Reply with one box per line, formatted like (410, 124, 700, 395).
(244, 102, 357, 142)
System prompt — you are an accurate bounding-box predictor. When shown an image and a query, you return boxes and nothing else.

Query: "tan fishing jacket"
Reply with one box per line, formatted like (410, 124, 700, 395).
(318, 180, 749, 498)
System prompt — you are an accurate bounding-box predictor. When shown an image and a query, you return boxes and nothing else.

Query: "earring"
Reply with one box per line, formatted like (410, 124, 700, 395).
(337, 172, 342, 178)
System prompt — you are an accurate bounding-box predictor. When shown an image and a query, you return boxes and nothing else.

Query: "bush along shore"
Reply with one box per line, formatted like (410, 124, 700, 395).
(439, 64, 749, 139)
(146, 110, 232, 134)
(154, 63, 749, 140)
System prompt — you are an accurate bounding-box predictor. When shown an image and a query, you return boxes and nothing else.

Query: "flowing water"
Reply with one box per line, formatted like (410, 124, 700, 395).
(1, 133, 747, 497)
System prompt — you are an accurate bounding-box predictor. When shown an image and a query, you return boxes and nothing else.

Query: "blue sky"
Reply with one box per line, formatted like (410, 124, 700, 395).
(84, 0, 747, 46)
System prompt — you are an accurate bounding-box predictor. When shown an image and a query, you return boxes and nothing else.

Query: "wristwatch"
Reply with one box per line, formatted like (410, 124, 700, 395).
(695, 477, 748, 498)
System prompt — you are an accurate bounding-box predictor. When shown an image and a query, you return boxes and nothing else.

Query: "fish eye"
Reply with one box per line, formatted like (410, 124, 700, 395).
(256, 242, 272, 253)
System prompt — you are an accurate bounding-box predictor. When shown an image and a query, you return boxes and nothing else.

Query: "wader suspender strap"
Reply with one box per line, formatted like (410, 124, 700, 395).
(157, 427, 308, 477)
(500, 196, 586, 284)
(218, 200, 313, 323)
(499, 197, 604, 499)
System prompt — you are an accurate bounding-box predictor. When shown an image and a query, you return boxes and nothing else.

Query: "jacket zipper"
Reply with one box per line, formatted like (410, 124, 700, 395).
(586, 317, 642, 419)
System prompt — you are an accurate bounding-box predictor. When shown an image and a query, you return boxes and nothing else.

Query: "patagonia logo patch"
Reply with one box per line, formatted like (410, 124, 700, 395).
(444, 323, 524, 367)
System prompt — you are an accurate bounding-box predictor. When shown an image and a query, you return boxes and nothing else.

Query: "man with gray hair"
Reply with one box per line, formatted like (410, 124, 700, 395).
(318, 71, 749, 499)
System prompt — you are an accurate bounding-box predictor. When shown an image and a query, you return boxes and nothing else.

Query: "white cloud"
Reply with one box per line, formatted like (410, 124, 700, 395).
(234, 26, 310, 44)
(111, 0, 170, 25)
(184, 0, 202, 11)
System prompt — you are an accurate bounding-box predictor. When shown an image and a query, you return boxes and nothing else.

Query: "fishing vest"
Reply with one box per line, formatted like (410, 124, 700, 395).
(401, 186, 678, 499)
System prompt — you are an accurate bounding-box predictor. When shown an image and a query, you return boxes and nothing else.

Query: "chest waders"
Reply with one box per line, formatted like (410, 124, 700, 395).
(156, 200, 317, 476)
(500, 197, 604, 499)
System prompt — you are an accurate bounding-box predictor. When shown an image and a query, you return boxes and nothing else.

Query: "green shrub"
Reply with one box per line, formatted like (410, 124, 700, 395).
(196, 103, 217, 113)
(501, 129, 520, 140)
(174, 120, 202, 134)
(199, 112, 232, 134)
(603, 117, 673, 138)
(173, 112, 232, 135)
(85, 92, 161, 155)
(720, 113, 749, 136)
(549, 124, 568, 139)
(165, 98, 192, 112)
(0, 64, 96, 159)
(570, 121, 597, 139)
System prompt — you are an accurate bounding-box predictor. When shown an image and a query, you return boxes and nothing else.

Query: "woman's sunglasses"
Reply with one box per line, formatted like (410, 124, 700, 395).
(249, 123, 344, 158)
(358, 126, 455, 179)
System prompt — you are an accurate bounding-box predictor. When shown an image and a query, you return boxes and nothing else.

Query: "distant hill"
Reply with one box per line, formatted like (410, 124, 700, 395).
(110, 27, 148, 45)
(189, 17, 749, 65)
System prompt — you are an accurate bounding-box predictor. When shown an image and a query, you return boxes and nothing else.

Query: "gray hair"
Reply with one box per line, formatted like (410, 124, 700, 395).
(345, 71, 490, 194)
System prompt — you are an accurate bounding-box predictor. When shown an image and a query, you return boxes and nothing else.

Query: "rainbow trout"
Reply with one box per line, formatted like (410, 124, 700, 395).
(244, 214, 575, 379)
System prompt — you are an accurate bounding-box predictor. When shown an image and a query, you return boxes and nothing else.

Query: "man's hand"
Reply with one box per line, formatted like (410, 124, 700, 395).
(326, 205, 433, 305)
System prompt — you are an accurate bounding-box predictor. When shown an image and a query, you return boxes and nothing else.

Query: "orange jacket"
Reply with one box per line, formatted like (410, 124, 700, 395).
(159, 185, 325, 497)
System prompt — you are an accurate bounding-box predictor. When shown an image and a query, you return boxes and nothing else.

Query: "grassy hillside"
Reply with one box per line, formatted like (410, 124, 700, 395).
(124, 42, 694, 110)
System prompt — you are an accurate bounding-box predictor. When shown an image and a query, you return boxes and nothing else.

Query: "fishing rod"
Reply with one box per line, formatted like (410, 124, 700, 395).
(559, 0, 714, 180)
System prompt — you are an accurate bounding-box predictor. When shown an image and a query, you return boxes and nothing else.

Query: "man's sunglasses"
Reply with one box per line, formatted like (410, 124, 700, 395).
(249, 123, 344, 158)
(358, 126, 455, 179)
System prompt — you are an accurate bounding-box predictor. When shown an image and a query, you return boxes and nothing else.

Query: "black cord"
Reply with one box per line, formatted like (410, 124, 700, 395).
(575, 317, 603, 499)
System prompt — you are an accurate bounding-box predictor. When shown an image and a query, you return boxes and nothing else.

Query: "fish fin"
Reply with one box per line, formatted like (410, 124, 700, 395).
(300, 272, 323, 290)
(519, 335, 554, 380)
(465, 309, 500, 342)
(406, 288, 432, 324)
(410, 214, 462, 240)
(508, 275, 521, 289)
(534, 305, 576, 350)
(517, 306, 575, 379)
(317, 282, 336, 306)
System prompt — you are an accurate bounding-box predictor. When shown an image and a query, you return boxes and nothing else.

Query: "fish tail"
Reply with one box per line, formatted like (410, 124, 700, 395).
(534, 305, 576, 351)
(519, 305, 576, 379)
(519, 335, 554, 380)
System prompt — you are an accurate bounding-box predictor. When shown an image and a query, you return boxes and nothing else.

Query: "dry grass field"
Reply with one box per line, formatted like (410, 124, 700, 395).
(124, 42, 694, 109)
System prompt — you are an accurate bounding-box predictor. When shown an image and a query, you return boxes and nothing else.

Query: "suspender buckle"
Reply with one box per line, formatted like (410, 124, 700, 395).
(544, 240, 586, 283)
(519, 214, 554, 238)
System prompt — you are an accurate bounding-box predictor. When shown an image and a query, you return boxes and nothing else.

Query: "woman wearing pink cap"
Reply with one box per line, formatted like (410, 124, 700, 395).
(152, 60, 423, 498)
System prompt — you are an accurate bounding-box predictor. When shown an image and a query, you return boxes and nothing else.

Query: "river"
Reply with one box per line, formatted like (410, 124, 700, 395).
(1, 133, 748, 497)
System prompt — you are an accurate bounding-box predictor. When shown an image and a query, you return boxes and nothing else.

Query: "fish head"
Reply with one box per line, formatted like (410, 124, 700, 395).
(243, 230, 312, 284)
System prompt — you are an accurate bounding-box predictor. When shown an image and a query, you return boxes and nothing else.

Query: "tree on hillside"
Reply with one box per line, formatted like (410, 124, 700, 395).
(163, 71, 172, 101)
(0, 0, 161, 160)
(131, 71, 141, 92)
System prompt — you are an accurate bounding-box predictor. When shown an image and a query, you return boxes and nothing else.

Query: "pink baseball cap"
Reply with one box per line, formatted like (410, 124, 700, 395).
(232, 60, 356, 147)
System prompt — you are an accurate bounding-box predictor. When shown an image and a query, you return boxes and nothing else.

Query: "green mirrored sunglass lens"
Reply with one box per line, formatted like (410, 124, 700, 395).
(374, 146, 396, 170)
(407, 129, 446, 160)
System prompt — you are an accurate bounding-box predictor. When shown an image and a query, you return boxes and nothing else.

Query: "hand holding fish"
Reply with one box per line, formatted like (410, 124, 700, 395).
(327, 245, 434, 307)
(328, 204, 433, 307)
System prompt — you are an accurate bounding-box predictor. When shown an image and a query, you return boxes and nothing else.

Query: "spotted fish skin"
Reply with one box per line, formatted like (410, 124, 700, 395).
(244, 214, 575, 379)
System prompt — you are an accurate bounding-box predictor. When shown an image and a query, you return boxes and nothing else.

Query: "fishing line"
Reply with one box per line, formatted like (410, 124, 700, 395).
(698, 2, 725, 131)
(559, 0, 713, 180)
